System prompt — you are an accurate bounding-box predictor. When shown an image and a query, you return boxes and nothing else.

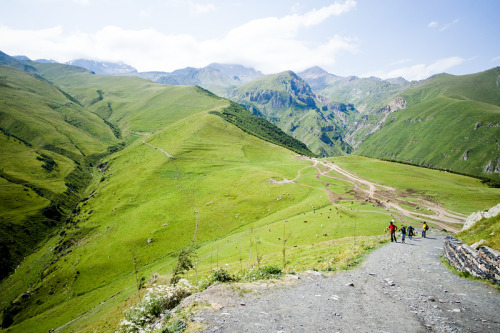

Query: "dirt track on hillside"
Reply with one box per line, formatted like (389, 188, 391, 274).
(182, 231, 499, 332)
(275, 157, 466, 233)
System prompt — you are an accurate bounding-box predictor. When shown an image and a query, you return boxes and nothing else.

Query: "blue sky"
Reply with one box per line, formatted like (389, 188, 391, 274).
(1, 0, 499, 80)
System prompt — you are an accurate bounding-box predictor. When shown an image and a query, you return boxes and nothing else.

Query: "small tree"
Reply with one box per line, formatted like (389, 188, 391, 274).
(282, 220, 288, 270)
(170, 246, 196, 285)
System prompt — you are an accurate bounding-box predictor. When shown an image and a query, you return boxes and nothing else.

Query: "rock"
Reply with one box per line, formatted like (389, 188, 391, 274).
(384, 278, 396, 286)
(428, 296, 436, 302)
(304, 270, 323, 276)
(471, 239, 487, 249)
(147, 238, 153, 244)
(461, 203, 500, 231)
(192, 317, 205, 322)
(345, 282, 354, 287)
(461, 149, 471, 161)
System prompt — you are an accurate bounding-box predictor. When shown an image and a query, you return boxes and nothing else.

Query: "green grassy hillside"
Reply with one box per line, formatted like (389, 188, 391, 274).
(1, 55, 498, 332)
(0, 64, 120, 279)
(0, 58, 311, 282)
(230, 71, 355, 157)
(355, 68, 500, 182)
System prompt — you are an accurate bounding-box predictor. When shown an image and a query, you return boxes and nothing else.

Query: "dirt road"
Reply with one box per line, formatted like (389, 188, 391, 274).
(306, 158, 466, 232)
(188, 231, 499, 332)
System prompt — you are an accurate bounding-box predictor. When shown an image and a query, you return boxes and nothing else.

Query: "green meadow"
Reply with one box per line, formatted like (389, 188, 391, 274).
(1, 59, 499, 332)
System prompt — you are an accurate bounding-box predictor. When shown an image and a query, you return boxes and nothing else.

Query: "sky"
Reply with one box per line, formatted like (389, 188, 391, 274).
(1, 0, 500, 80)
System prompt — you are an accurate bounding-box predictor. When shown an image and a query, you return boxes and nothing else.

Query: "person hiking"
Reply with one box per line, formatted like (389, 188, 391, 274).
(422, 222, 429, 238)
(400, 225, 407, 243)
(387, 220, 398, 242)
(407, 225, 414, 240)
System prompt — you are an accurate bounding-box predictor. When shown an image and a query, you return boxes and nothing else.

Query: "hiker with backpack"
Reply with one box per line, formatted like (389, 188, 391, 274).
(422, 222, 429, 238)
(400, 224, 407, 243)
(407, 225, 414, 240)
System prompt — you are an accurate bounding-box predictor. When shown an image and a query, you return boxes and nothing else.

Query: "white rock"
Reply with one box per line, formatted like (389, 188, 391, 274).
(462, 203, 500, 231)
(471, 239, 487, 249)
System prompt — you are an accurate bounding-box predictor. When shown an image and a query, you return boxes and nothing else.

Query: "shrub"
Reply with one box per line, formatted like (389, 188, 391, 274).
(121, 280, 194, 333)
(160, 319, 187, 333)
(245, 265, 283, 280)
(210, 268, 238, 283)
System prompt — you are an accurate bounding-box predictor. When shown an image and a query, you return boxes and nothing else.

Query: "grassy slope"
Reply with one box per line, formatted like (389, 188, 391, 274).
(231, 71, 352, 156)
(355, 68, 500, 181)
(0, 110, 317, 332)
(455, 215, 500, 250)
(2, 62, 499, 332)
(0, 65, 119, 278)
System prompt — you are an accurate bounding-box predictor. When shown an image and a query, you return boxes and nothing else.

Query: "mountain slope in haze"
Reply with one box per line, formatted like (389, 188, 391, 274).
(153, 63, 263, 97)
(66, 59, 138, 75)
(298, 66, 416, 114)
(355, 67, 500, 182)
(230, 70, 356, 156)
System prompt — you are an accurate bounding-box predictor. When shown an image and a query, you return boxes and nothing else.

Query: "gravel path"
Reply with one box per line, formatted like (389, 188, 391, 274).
(187, 231, 500, 332)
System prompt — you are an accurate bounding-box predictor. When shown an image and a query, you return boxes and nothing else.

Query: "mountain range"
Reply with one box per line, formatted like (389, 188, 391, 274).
(0, 51, 499, 332)
(62, 58, 500, 184)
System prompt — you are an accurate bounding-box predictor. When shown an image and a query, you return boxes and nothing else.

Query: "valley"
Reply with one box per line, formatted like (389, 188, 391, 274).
(0, 51, 499, 332)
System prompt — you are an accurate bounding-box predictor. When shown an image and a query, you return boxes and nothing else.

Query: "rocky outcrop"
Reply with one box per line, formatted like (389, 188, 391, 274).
(345, 97, 408, 148)
(483, 158, 500, 174)
(461, 203, 500, 231)
(461, 149, 470, 161)
(443, 236, 500, 284)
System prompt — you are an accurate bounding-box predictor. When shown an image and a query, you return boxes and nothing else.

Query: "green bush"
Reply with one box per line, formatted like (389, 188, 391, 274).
(160, 319, 187, 333)
(245, 265, 283, 280)
(210, 268, 238, 283)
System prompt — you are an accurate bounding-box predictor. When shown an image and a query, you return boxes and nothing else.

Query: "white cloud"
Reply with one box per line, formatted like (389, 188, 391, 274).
(440, 18, 459, 31)
(362, 57, 465, 81)
(428, 19, 459, 31)
(189, 1, 215, 16)
(492, 56, 500, 62)
(0, 1, 357, 73)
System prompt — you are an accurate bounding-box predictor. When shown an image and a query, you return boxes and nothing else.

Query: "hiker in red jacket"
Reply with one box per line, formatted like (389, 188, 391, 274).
(387, 220, 398, 242)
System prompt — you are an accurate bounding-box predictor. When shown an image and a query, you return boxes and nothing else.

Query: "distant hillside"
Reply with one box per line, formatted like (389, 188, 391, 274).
(355, 68, 500, 182)
(66, 59, 138, 75)
(230, 70, 356, 156)
(132, 63, 263, 97)
(298, 66, 416, 114)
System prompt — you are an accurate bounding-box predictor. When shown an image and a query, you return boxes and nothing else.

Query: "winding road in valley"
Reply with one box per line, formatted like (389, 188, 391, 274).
(297, 157, 466, 233)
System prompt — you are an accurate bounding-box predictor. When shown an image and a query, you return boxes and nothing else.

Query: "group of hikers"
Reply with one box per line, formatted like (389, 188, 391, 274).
(387, 219, 429, 243)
